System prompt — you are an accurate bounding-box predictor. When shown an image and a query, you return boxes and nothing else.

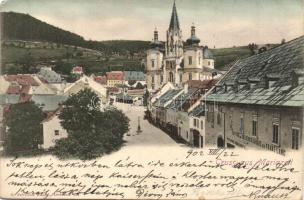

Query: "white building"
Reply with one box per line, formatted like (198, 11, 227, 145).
(41, 108, 68, 150)
(64, 75, 108, 104)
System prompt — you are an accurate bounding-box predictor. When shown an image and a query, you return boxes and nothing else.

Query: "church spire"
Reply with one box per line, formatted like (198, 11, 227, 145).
(169, 0, 180, 31)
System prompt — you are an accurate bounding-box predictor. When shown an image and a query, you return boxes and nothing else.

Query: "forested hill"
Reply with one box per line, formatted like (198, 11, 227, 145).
(1, 12, 150, 54)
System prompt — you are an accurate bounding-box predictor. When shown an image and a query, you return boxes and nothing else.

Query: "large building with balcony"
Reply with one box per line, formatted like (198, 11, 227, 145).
(146, 1, 216, 92)
(204, 36, 304, 154)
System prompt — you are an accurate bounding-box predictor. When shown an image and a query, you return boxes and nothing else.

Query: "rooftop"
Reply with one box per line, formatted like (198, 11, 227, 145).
(205, 36, 304, 107)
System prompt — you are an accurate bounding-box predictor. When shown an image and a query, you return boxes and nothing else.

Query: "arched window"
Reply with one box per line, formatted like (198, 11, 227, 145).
(169, 72, 174, 82)
(189, 73, 192, 81)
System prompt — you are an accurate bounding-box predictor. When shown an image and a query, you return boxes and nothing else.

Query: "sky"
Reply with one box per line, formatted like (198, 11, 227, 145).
(1, 0, 303, 48)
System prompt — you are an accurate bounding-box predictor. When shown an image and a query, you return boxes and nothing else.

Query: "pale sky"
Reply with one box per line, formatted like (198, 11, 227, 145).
(1, 0, 303, 48)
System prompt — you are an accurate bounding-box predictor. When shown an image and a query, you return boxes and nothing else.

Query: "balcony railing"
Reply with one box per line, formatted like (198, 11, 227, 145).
(232, 131, 285, 155)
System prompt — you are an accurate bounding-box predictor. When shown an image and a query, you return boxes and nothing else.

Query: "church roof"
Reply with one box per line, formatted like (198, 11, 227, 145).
(169, 1, 180, 31)
(203, 47, 214, 59)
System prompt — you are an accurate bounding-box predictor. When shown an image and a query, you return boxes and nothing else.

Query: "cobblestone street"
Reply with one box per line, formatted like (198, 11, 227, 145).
(114, 102, 184, 147)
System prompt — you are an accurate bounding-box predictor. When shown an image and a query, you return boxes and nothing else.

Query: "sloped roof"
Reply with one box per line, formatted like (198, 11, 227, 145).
(4, 74, 39, 86)
(206, 36, 304, 107)
(153, 89, 182, 107)
(31, 95, 67, 111)
(203, 47, 214, 59)
(167, 88, 197, 110)
(0, 94, 20, 105)
(189, 103, 205, 117)
(38, 67, 61, 83)
(106, 71, 124, 81)
(124, 71, 145, 81)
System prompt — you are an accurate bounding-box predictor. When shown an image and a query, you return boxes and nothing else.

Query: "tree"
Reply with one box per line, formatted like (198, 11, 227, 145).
(54, 88, 129, 159)
(4, 102, 44, 153)
(135, 82, 144, 89)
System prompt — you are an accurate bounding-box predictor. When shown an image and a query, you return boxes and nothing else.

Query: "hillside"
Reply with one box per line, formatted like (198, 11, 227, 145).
(210, 46, 252, 70)
(0, 12, 150, 55)
(1, 11, 256, 74)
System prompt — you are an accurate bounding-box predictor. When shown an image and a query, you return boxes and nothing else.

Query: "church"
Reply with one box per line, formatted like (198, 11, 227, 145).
(146, 1, 216, 92)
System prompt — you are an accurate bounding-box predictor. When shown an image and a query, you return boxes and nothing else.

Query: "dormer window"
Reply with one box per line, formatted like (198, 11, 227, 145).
(224, 82, 234, 92)
(248, 77, 260, 89)
(237, 79, 247, 91)
(265, 74, 280, 89)
(292, 69, 304, 87)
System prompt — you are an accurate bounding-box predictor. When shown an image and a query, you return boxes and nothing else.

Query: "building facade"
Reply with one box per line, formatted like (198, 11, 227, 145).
(146, 1, 216, 92)
(106, 71, 124, 87)
(204, 36, 304, 154)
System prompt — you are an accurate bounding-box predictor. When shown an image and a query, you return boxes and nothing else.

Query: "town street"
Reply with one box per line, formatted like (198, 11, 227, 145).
(114, 102, 184, 147)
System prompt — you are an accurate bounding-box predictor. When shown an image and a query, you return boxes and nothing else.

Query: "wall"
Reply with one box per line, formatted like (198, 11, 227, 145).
(42, 115, 68, 149)
(205, 102, 303, 152)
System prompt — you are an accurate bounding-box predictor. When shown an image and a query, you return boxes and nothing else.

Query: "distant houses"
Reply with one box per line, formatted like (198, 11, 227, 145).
(106, 71, 124, 87)
(149, 80, 216, 145)
(0, 73, 109, 150)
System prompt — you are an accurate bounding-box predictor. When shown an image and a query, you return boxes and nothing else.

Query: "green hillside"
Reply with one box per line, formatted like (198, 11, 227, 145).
(1, 11, 255, 74)
(210, 46, 252, 70)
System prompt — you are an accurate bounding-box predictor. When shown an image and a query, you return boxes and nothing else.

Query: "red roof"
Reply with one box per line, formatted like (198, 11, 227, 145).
(187, 79, 217, 90)
(5, 75, 39, 86)
(72, 66, 83, 72)
(94, 76, 107, 85)
(6, 85, 31, 95)
(6, 85, 20, 94)
(106, 71, 124, 81)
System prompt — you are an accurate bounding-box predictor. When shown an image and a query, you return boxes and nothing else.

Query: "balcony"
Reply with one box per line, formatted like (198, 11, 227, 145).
(232, 131, 285, 155)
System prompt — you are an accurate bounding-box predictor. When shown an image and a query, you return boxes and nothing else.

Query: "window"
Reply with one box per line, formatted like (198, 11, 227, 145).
(240, 113, 244, 134)
(272, 123, 279, 144)
(54, 130, 59, 136)
(252, 115, 257, 136)
(201, 121, 204, 130)
(152, 76, 155, 84)
(199, 57, 201, 65)
(151, 60, 155, 68)
(208, 61, 210, 66)
(179, 74, 182, 83)
(193, 118, 196, 127)
(187, 131, 189, 139)
(160, 75, 163, 84)
(292, 128, 300, 150)
(189, 56, 192, 65)
(217, 112, 221, 125)
(189, 73, 192, 81)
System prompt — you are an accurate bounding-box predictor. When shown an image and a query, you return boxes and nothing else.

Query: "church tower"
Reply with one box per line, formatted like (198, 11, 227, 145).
(164, 1, 183, 87)
(146, 28, 164, 92)
(165, 1, 183, 58)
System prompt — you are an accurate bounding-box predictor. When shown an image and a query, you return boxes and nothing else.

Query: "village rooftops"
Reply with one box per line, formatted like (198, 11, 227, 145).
(167, 88, 197, 111)
(123, 71, 145, 81)
(4, 74, 39, 86)
(106, 71, 124, 81)
(205, 36, 304, 107)
(189, 103, 205, 117)
(153, 89, 182, 108)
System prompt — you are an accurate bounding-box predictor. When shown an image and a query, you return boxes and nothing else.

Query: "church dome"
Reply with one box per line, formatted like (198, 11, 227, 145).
(186, 25, 200, 46)
(150, 28, 163, 49)
(203, 46, 214, 59)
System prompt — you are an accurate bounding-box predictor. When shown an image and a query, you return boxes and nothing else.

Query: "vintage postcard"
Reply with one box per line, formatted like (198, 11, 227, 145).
(0, 0, 303, 199)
